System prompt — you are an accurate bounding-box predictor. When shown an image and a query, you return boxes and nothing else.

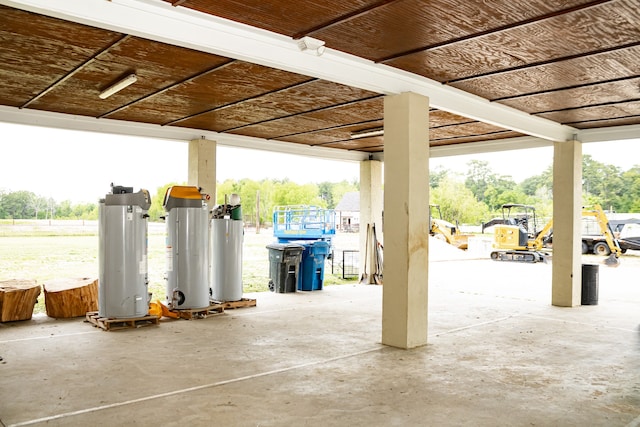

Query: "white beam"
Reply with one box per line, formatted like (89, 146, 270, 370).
(0, 105, 370, 162)
(1, 0, 576, 143)
(429, 136, 553, 158)
(428, 126, 640, 158)
(577, 124, 640, 144)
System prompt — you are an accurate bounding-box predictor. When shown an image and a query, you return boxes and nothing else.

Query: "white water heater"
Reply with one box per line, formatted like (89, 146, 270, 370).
(210, 217, 244, 302)
(164, 186, 210, 310)
(210, 196, 243, 302)
(98, 184, 151, 318)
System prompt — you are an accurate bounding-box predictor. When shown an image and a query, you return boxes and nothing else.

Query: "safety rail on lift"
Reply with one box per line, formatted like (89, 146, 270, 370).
(272, 205, 336, 243)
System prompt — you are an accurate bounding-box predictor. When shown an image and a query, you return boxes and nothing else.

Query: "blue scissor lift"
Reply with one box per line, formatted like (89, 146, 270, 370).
(271, 205, 336, 291)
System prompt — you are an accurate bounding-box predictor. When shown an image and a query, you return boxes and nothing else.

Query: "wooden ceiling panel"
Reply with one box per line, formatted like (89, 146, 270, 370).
(293, 97, 383, 128)
(167, 0, 377, 37)
(171, 110, 242, 133)
(227, 116, 333, 139)
(536, 101, 640, 125)
(430, 121, 519, 141)
(0, 6, 122, 107)
(348, 120, 385, 133)
(99, 37, 223, 79)
(312, 0, 593, 61)
(280, 130, 353, 146)
(223, 97, 383, 143)
(253, 80, 379, 115)
(30, 38, 227, 118)
(2, 2, 640, 155)
(266, 96, 387, 138)
(322, 137, 383, 151)
(499, 78, 640, 114)
(109, 61, 309, 124)
(176, 101, 297, 133)
(429, 110, 476, 128)
(280, 120, 386, 146)
(429, 130, 523, 147)
(386, 1, 640, 82)
(175, 80, 378, 132)
(281, 127, 369, 146)
(568, 116, 640, 129)
(275, 124, 383, 147)
(450, 45, 640, 100)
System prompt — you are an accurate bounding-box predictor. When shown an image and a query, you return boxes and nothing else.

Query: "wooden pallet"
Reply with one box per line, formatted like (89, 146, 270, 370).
(85, 311, 159, 331)
(173, 303, 225, 320)
(213, 298, 257, 310)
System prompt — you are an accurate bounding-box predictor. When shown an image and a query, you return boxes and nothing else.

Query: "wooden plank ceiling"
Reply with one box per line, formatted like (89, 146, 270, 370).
(1, 0, 639, 153)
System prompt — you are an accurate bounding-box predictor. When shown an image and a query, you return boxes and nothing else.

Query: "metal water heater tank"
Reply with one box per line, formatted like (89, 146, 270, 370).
(210, 196, 243, 301)
(98, 185, 151, 318)
(164, 186, 210, 310)
(210, 217, 244, 302)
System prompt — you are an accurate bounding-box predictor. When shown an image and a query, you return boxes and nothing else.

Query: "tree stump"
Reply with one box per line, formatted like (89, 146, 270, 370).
(0, 279, 41, 322)
(43, 277, 98, 318)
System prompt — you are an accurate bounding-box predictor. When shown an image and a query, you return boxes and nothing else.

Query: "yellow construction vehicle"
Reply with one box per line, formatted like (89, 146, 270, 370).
(483, 203, 620, 266)
(429, 204, 472, 250)
(482, 204, 551, 262)
(578, 205, 623, 259)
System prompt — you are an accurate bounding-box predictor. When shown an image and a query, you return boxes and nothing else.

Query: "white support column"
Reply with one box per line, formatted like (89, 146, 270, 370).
(552, 140, 582, 307)
(381, 92, 430, 349)
(359, 160, 383, 283)
(188, 138, 217, 208)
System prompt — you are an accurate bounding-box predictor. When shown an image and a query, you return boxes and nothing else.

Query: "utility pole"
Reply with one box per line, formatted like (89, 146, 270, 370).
(256, 190, 260, 234)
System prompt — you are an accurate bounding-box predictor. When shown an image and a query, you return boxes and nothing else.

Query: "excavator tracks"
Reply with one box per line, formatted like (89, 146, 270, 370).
(490, 250, 548, 263)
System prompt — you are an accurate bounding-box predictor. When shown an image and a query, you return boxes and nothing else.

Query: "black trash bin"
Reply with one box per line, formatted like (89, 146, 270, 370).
(266, 243, 304, 293)
(581, 263, 599, 305)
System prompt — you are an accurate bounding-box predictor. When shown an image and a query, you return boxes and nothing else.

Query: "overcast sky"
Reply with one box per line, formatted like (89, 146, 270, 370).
(0, 122, 637, 203)
(0, 122, 360, 203)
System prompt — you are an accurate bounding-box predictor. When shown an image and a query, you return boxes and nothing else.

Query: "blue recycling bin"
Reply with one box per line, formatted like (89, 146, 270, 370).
(297, 240, 330, 291)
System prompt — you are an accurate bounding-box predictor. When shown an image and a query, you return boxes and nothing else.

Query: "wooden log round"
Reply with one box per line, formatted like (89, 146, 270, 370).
(0, 279, 41, 322)
(43, 277, 98, 318)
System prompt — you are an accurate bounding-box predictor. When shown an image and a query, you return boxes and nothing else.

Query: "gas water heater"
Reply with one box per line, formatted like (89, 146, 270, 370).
(210, 194, 244, 302)
(98, 184, 151, 318)
(163, 186, 210, 310)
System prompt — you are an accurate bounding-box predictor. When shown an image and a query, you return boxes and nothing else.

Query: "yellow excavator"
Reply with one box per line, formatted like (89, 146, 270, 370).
(482, 203, 620, 266)
(429, 204, 472, 250)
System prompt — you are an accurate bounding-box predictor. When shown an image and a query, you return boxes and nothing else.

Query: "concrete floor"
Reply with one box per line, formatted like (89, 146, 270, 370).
(1, 258, 639, 427)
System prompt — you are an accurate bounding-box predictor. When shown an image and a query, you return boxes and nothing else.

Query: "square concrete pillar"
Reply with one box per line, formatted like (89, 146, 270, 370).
(552, 140, 582, 307)
(359, 160, 383, 283)
(188, 138, 216, 208)
(381, 92, 430, 349)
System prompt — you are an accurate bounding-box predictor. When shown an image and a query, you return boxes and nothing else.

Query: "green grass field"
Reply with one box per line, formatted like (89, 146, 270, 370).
(0, 220, 359, 314)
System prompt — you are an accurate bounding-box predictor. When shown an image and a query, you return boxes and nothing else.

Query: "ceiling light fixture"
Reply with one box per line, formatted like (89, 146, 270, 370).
(99, 74, 138, 99)
(297, 36, 326, 56)
(350, 127, 384, 139)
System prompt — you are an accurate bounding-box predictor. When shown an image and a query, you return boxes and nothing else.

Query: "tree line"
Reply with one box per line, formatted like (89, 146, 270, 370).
(2, 155, 638, 224)
(0, 190, 98, 221)
(0, 179, 359, 224)
(146, 178, 359, 224)
(432, 155, 640, 225)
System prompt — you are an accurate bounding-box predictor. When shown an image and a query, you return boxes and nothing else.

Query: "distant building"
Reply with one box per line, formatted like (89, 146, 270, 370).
(334, 192, 360, 232)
